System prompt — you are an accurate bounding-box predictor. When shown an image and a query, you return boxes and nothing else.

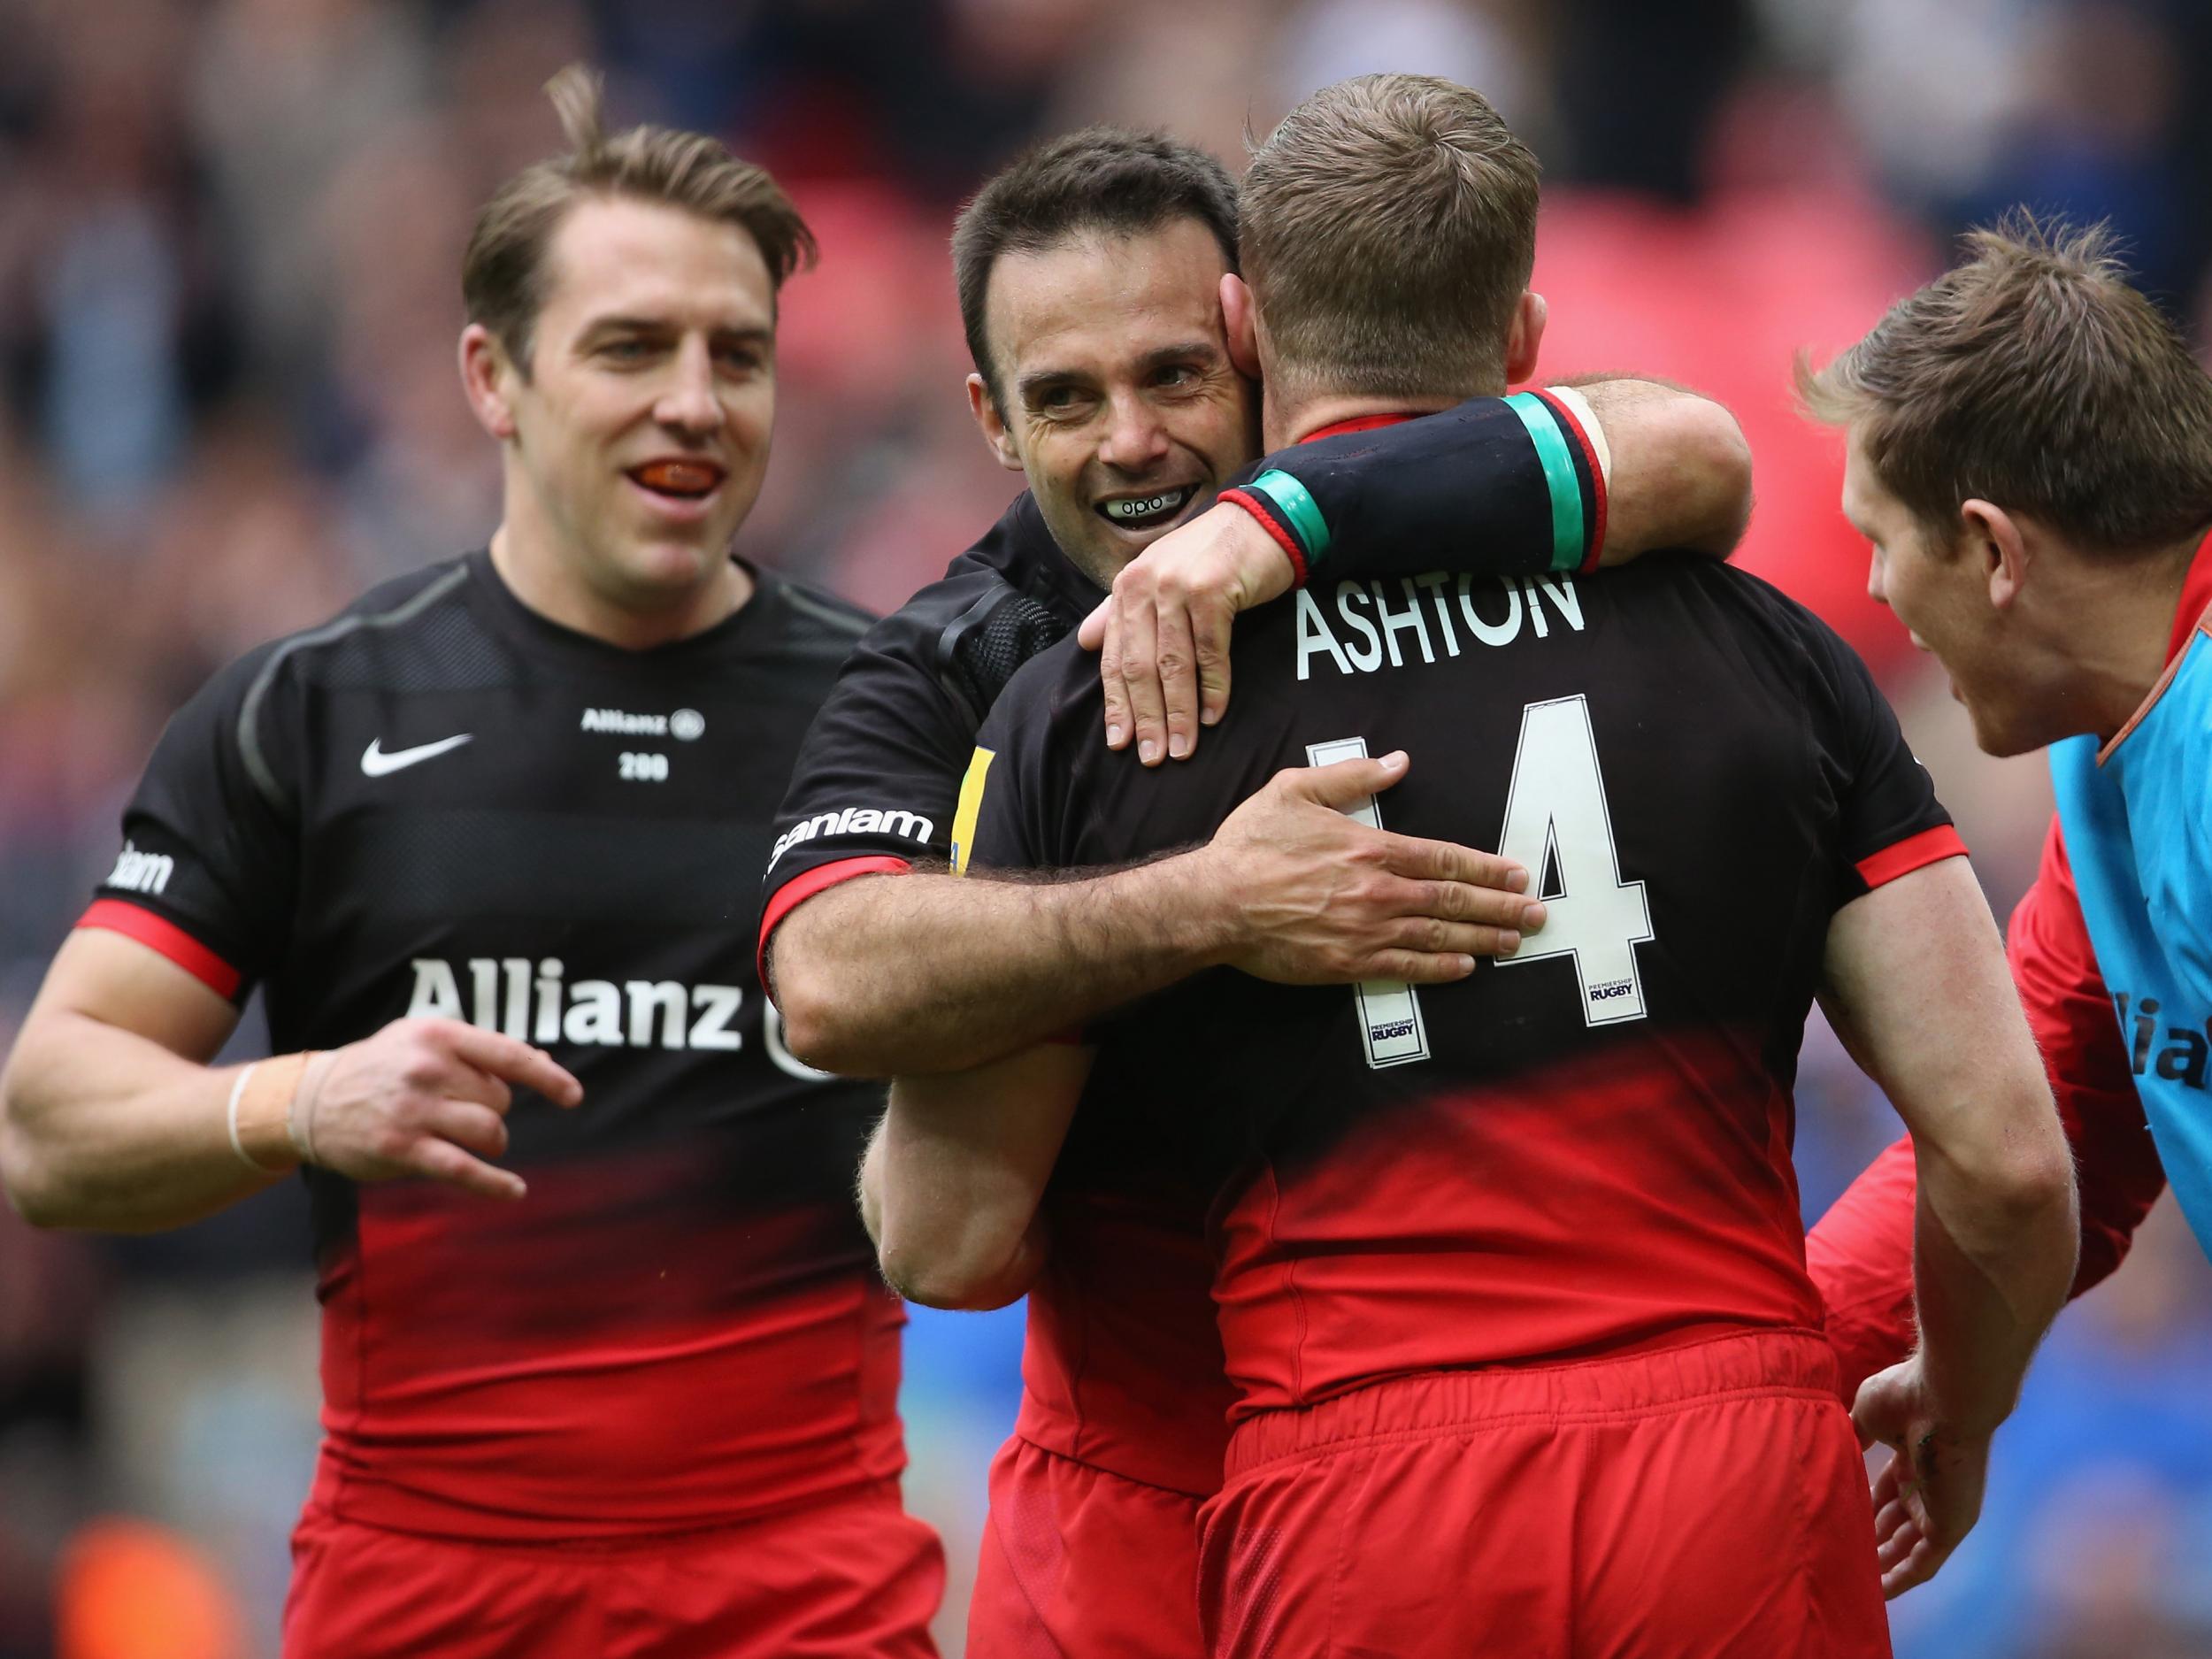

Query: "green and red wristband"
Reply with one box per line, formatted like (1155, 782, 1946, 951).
(1221, 471, 1331, 587)
(1503, 388, 1608, 575)
(1221, 389, 1607, 587)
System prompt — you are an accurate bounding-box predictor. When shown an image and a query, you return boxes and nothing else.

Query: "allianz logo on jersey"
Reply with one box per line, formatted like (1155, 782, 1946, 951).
(580, 707, 704, 740)
(2115, 990, 2210, 1088)
(405, 956, 832, 1078)
(768, 805, 933, 870)
(409, 956, 741, 1049)
(106, 841, 174, 896)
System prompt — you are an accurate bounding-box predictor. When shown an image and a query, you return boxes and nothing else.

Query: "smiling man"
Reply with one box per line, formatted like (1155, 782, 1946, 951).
(0, 68, 943, 1657)
(968, 211, 1244, 588)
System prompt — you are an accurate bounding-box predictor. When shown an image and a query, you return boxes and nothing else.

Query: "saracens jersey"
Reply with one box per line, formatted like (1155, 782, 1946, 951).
(82, 550, 902, 1541)
(757, 394, 1611, 1498)
(964, 467, 1966, 1419)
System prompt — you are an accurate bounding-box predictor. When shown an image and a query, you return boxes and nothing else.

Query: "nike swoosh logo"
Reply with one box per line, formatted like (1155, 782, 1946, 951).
(361, 733, 473, 777)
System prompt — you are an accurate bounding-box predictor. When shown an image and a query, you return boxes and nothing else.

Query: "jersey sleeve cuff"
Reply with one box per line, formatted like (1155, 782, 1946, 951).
(1532, 388, 1610, 572)
(1854, 825, 1969, 892)
(77, 899, 243, 1000)
(757, 856, 913, 994)
(1220, 486, 1311, 587)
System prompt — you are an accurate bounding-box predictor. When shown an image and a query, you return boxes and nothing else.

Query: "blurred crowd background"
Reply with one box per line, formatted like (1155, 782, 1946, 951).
(4, 0, 2212, 1654)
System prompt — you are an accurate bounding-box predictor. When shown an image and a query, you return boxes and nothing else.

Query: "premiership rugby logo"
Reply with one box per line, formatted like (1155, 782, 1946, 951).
(768, 805, 934, 870)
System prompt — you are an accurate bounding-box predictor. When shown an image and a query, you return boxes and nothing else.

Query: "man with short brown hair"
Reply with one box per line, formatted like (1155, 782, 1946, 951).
(0, 69, 945, 1657)
(1804, 218, 2212, 1595)
(465, 65, 818, 378)
(1239, 72, 1540, 404)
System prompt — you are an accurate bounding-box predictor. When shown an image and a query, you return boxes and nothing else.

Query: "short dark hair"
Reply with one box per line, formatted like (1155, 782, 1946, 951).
(1800, 215, 2212, 555)
(952, 127, 1240, 404)
(1241, 73, 1540, 404)
(463, 65, 817, 374)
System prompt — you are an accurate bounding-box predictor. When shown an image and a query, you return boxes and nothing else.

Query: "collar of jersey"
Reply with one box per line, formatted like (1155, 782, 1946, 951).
(2095, 526, 2212, 766)
(467, 547, 775, 667)
(2164, 525, 2212, 663)
(1298, 412, 1417, 444)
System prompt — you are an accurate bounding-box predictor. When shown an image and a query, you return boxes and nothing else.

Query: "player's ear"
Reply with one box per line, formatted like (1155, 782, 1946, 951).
(1220, 274, 1262, 381)
(1505, 290, 1546, 386)
(966, 373, 1025, 472)
(1962, 498, 2030, 611)
(459, 324, 521, 442)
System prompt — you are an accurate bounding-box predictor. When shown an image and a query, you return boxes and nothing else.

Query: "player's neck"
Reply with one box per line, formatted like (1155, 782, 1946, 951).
(1264, 388, 1463, 450)
(488, 523, 754, 652)
(2050, 529, 2207, 736)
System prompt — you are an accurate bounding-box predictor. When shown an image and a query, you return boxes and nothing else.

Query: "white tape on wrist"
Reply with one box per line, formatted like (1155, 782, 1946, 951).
(226, 1063, 280, 1173)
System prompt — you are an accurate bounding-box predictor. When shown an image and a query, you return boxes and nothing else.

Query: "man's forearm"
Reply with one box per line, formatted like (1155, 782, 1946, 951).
(771, 861, 1218, 1077)
(867, 1044, 1086, 1309)
(1242, 375, 1749, 580)
(1820, 859, 2077, 1432)
(1910, 1135, 2078, 1434)
(0, 1012, 273, 1232)
(774, 749, 1532, 1076)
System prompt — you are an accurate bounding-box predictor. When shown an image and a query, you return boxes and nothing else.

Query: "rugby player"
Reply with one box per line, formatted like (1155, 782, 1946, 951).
(763, 130, 1759, 1084)
(875, 77, 2079, 1657)
(0, 71, 943, 1657)
(770, 127, 1755, 1655)
(1801, 219, 2212, 1595)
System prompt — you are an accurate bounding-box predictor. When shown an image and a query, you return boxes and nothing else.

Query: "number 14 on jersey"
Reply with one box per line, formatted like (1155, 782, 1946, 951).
(1315, 695, 1654, 1071)
(1493, 695, 1653, 1025)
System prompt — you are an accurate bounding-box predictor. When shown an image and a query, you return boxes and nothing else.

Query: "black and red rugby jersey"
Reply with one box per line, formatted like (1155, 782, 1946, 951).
(84, 550, 902, 1540)
(965, 535, 1966, 1421)
(757, 395, 1607, 1493)
(756, 389, 1606, 970)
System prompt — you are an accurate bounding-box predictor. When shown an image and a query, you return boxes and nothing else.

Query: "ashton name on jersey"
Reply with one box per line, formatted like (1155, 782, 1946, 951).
(1296, 571, 1586, 680)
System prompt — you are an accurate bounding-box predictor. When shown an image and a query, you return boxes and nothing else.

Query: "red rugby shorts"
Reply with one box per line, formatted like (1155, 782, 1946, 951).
(968, 1434, 1208, 1658)
(1197, 1331, 1889, 1659)
(283, 1479, 943, 1659)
